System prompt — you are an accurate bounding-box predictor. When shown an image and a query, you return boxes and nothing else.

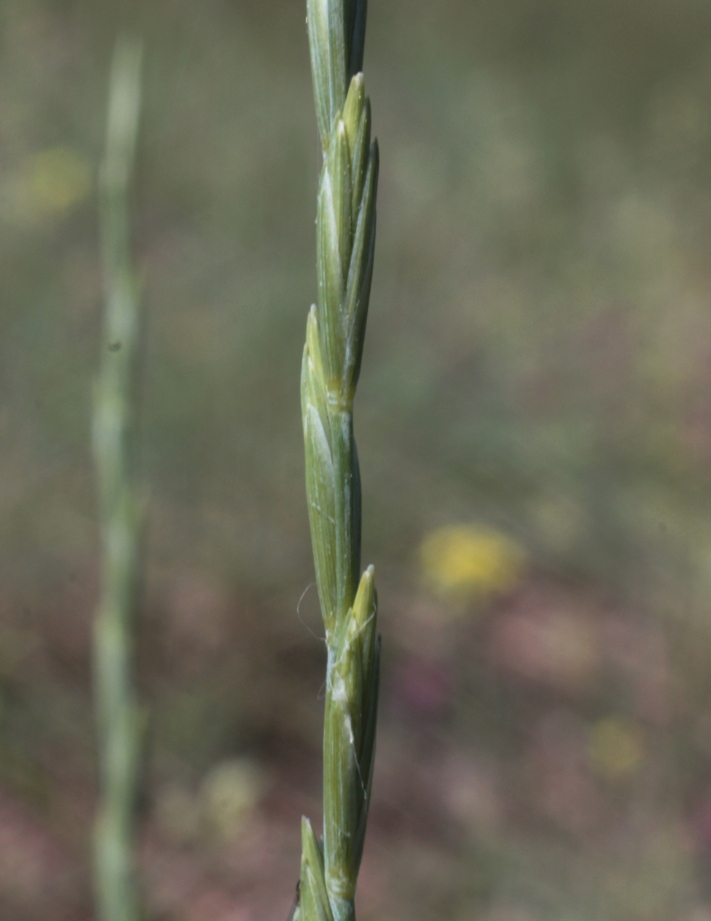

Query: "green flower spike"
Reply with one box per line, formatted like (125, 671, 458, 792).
(298, 2, 381, 921)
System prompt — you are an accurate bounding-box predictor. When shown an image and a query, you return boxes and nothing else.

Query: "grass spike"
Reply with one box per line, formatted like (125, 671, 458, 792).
(297, 2, 380, 920)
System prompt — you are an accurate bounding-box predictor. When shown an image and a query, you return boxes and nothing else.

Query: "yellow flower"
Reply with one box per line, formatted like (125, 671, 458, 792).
(588, 717, 644, 781)
(12, 146, 92, 220)
(420, 524, 526, 603)
(199, 758, 264, 842)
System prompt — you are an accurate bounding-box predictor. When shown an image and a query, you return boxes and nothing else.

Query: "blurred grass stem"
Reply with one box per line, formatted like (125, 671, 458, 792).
(92, 35, 144, 921)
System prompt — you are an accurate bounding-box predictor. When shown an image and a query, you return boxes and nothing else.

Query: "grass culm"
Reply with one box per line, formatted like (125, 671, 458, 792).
(92, 36, 145, 921)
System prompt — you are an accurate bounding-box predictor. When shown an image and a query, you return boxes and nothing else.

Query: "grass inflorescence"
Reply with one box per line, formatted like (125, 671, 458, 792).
(297, 3, 381, 921)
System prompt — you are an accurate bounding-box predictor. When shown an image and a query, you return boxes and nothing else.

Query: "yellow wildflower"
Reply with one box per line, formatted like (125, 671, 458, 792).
(199, 758, 264, 842)
(420, 524, 526, 603)
(588, 717, 644, 781)
(13, 146, 92, 220)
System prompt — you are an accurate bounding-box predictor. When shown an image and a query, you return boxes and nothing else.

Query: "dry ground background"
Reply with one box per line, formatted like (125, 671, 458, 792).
(3, 0, 711, 918)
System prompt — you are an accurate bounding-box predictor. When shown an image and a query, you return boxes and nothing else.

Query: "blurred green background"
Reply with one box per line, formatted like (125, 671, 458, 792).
(4, 0, 711, 918)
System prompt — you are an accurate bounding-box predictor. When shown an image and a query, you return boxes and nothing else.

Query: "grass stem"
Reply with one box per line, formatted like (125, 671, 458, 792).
(92, 35, 144, 921)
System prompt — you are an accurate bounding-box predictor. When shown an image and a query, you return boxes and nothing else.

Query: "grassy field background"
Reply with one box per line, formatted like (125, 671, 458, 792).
(3, 1, 711, 919)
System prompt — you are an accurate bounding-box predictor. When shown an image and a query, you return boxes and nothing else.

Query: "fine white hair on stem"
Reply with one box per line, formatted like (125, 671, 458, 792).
(297, 582, 327, 643)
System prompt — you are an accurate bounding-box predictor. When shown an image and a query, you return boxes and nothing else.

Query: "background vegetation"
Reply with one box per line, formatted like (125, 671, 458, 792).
(3, 0, 711, 918)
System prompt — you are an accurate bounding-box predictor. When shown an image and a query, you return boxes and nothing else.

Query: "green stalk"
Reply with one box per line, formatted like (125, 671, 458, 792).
(92, 36, 144, 921)
(298, 3, 380, 921)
